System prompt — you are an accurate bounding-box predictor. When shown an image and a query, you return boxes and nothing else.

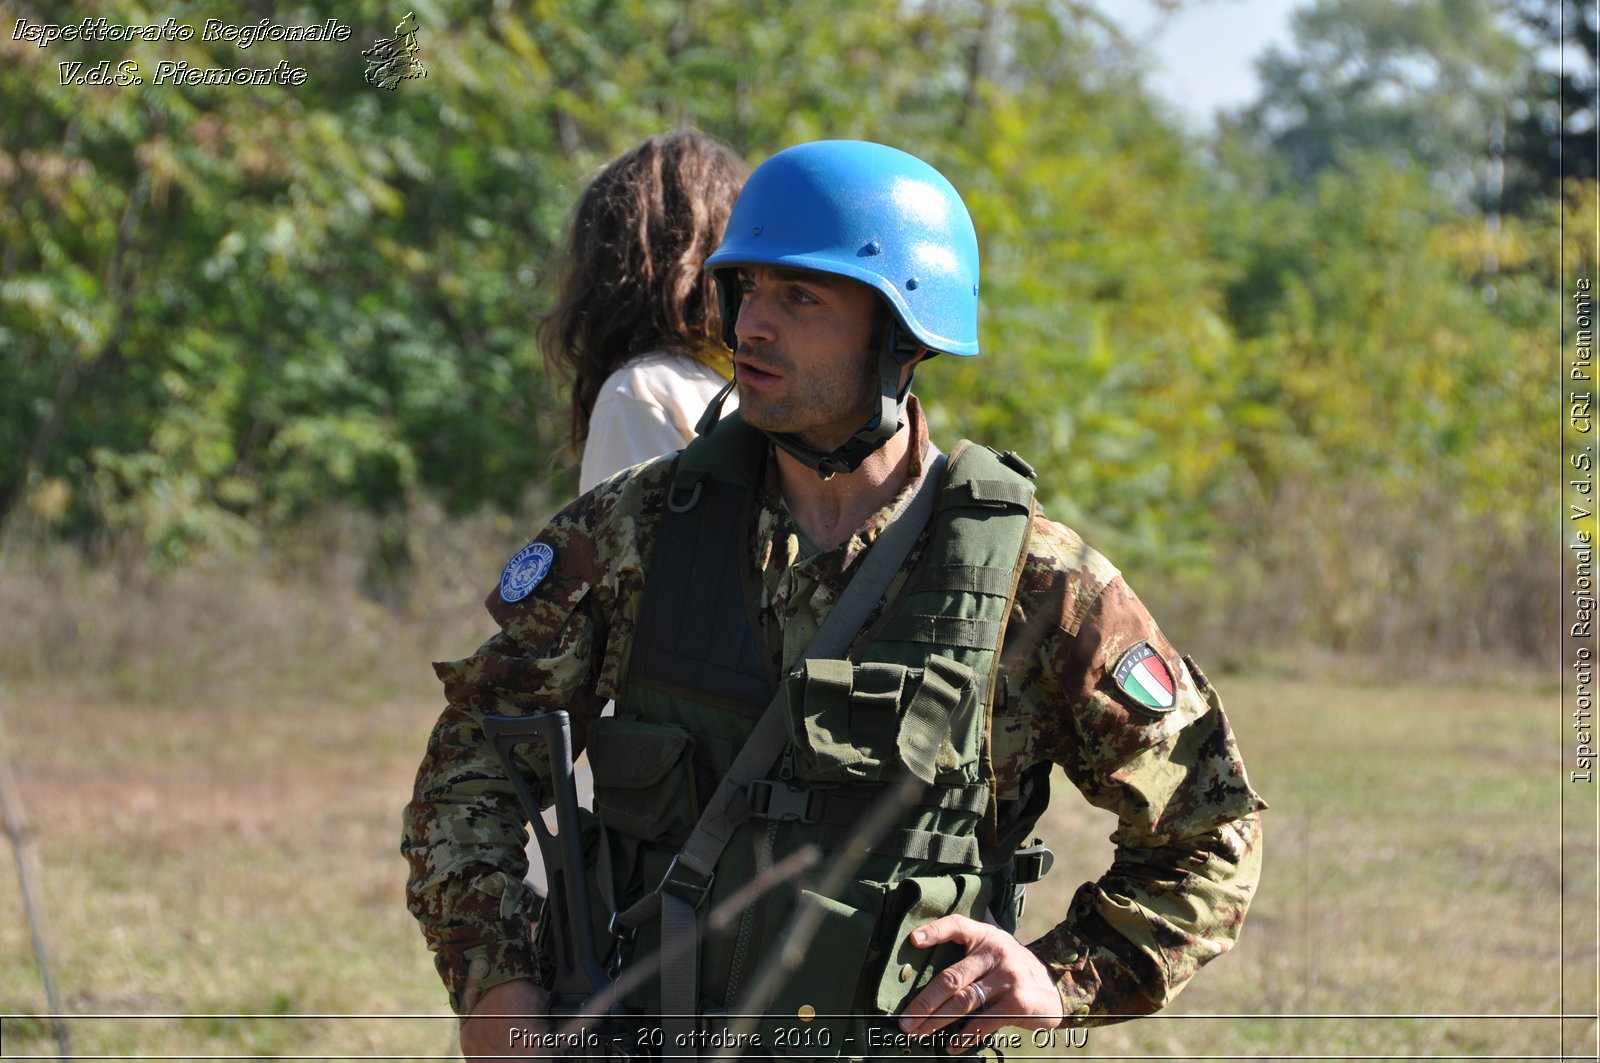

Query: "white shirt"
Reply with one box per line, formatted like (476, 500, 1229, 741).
(579, 351, 736, 493)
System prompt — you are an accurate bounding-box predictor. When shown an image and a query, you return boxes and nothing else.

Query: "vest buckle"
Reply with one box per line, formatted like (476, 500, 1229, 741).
(659, 853, 716, 909)
(1013, 837, 1055, 884)
(666, 477, 704, 513)
(745, 779, 822, 823)
(607, 911, 638, 943)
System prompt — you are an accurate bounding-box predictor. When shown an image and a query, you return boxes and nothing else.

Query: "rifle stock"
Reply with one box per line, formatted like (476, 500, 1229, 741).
(481, 711, 610, 1015)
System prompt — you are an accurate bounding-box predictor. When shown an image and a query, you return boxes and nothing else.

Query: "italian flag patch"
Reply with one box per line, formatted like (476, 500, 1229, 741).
(1109, 641, 1177, 713)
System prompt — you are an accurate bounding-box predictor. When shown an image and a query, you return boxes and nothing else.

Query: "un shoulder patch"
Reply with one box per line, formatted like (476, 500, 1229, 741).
(1108, 640, 1177, 714)
(498, 541, 555, 603)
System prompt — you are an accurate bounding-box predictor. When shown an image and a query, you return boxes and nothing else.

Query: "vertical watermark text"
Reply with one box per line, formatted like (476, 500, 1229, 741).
(1571, 278, 1596, 784)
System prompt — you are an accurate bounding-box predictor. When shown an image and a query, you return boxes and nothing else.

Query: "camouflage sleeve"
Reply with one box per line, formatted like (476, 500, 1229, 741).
(1000, 517, 1267, 1026)
(400, 464, 666, 1016)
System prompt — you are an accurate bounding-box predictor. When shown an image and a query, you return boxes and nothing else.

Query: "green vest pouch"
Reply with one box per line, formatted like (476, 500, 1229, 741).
(785, 655, 976, 786)
(875, 872, 995, 1014)
(587, 717, 700, 844)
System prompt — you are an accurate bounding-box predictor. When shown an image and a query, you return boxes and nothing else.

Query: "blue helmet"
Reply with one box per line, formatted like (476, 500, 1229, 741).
(705, 140, 981, 357)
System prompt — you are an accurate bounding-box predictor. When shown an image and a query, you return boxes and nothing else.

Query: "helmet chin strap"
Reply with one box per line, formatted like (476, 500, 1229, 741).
(767, 345, 909, 480)
(694, 376, 739, 437)
(696, 318, 920, 480)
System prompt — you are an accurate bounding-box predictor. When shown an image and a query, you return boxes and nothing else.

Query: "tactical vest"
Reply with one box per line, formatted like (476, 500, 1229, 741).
(556, 414, 1038, 1056)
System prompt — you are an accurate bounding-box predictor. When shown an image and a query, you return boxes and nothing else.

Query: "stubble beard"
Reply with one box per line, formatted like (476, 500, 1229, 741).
(735, 342, 880, 451)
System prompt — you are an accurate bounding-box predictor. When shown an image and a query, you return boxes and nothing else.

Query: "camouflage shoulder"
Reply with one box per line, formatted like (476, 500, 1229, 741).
(483, 454, 674, 641)
(585, 451, 673, 574)
(589, 451, 677, 508)
(554, 451, 678, 539)
(502, 454, 675, 572)
(1021, 514, 1122, 637)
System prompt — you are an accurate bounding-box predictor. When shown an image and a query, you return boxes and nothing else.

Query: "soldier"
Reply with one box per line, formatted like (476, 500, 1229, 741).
(403, 140, 1265, 1061)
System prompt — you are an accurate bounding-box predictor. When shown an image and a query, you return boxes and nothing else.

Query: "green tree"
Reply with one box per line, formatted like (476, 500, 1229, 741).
(1227, 0, 1532, 208)
(1505, 0, 1599, 208)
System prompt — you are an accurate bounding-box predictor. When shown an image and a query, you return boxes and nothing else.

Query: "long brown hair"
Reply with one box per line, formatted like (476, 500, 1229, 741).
(539, 131, 748, 455)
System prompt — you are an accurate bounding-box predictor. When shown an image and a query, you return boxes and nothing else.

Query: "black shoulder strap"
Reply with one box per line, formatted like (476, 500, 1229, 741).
(624, 414, 774, 714)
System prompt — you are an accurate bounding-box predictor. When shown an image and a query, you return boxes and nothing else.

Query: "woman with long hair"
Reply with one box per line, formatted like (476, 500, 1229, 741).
(540, 131, 748, 491)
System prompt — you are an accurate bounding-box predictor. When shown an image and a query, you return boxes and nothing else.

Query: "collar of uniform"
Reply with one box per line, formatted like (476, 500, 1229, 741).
(752, 397, 932, 669)
(755, 395, 929, 571)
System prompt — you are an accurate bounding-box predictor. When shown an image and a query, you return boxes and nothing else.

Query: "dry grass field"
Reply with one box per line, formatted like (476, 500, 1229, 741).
(1, 665, 1591, 1060)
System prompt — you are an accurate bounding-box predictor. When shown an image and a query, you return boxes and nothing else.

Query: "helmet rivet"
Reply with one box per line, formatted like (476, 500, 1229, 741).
(752, 225, 763, 237)
(906, 278, 919, 290)
(862, 241, 882, 256)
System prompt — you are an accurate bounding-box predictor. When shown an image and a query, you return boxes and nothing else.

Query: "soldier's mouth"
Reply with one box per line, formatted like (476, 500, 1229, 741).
(735, 356, 782, 388)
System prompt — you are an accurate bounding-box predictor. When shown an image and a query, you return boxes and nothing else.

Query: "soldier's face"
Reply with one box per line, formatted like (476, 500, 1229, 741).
(731, 267, 881, 451)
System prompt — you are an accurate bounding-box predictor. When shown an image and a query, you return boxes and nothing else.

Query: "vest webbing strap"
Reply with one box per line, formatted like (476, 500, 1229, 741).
(818, 823, 982, 865)
(915, 565, 1020, 596)
(874, 613, 1005, 651)
(947, 478, 1036, 508)
(812, 782, 991, 824)
(616, 448, 947, 1054)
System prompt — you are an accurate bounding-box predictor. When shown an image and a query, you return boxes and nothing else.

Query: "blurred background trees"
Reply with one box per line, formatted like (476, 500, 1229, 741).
(0, 0, 1577, 664)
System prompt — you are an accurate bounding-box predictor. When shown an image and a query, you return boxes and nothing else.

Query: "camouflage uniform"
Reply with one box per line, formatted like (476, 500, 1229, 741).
(402, 400, 1265, 1026)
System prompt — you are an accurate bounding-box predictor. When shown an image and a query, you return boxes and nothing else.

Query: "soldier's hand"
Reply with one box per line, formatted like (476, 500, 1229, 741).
(897, 914, 1064, 1052)
(460, 977, 552, 1061)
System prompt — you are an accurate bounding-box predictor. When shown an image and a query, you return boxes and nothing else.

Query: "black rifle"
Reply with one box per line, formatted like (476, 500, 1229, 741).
(481, 711, 610, 1015)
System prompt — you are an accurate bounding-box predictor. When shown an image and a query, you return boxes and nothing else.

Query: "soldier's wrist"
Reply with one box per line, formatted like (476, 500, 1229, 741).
(450, 937, 540, 1017)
